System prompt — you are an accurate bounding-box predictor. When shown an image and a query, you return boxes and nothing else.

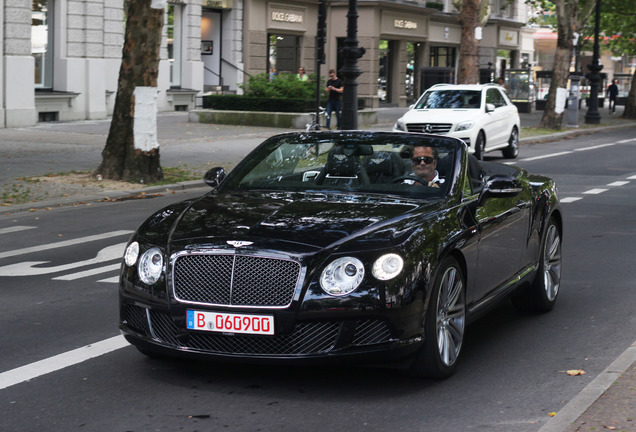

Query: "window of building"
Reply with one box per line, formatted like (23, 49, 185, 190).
(32, 0, 54, 88)
(430, 46, 456, 68)
(268, 34, 301, 75)
(167, 4, 183, 87)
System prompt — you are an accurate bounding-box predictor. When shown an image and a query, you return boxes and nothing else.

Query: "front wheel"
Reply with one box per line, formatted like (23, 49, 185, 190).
(512, 218, 562, 312)
(474, 131, 485, 160)
(409, 256, 466, 378)
(502, 127, 519, 159)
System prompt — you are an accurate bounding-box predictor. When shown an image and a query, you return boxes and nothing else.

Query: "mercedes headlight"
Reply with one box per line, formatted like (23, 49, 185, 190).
(320, 257, 365, 296)
(393, 118, 406, 131)
(138, 247, 164, 285)
(455, 121, 475, 132)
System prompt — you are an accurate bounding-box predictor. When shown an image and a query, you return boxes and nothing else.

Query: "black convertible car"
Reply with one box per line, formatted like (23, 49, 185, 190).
(119, 131, 562, 378)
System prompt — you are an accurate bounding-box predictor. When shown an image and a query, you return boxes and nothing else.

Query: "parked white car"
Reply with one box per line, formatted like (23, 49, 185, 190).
(393, 83, 520, 159)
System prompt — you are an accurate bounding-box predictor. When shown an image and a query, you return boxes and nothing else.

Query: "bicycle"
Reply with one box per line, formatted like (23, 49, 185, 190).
(305, 106, 330, 131)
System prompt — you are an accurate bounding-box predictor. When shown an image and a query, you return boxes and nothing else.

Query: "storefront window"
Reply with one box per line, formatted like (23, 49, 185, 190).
(32, 0, 53, 88)
(268, 34, 301, 75)
(430, 46, 455, 68)
(167, 4, 183, 87)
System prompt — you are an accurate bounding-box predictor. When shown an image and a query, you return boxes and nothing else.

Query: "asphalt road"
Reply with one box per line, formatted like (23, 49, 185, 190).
(1, 125, 635, 431)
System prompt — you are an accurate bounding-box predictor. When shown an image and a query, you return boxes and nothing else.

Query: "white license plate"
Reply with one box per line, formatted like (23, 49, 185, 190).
(186, 310, 274, 335)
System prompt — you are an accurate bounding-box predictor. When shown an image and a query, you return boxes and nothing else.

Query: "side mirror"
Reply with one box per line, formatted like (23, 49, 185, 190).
(486, 103, 496, 113)
(478, 175, 522, 204)
(203, 167, 226, 189)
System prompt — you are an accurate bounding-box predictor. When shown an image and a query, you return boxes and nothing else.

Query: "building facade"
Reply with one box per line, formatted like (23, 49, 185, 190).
(2, 0, 534, 128)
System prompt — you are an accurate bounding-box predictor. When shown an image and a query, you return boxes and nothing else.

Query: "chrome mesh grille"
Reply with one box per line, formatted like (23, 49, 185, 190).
(145, 308, 340, 355)
(173, 253, 301, 307)
(406, 123, 452, 134)
(352, 320, 392, 346)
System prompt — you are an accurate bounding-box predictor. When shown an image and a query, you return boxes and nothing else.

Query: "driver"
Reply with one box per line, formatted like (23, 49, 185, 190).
(405, 145, 444, 188)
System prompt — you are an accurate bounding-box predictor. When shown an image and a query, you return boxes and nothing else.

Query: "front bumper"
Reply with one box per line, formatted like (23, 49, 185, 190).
(120, 302, 422, 365)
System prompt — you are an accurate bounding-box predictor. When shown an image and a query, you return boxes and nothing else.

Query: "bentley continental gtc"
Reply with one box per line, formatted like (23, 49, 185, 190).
(119, 131, 562, 378)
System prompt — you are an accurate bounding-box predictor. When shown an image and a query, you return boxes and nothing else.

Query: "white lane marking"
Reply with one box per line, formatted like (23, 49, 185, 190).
(617, 138, 636, 144)
(560, 197, 583, 203)
(52, 263, 121, 281)
(628, 175, 636, 180)
(97, 276, 120, 284)
(0, 226, 37, 235)
(0, 335, 129, 390)
(574, 143, 615, 151)
(0, 230, 133, 260)
(607, 181, 629, 187)
(518, 151, 573, 162)
(583, 188, 608, 195)
(0, 243, 127, 277)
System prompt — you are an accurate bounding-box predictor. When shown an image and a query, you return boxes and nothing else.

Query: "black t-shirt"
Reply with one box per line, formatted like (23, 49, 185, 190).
(327, 78, 343, 102)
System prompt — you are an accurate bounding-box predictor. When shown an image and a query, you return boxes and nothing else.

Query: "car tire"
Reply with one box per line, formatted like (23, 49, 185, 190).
(409, 256, 466, 378)
(502, 127, 519, 159)
(512, 218, 562, 313)
(474, 131, 485, 160)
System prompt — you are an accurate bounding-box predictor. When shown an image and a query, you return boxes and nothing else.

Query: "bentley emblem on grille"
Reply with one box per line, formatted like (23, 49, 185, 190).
(424, 124, 433, 133)
(227, 240, 254, 248)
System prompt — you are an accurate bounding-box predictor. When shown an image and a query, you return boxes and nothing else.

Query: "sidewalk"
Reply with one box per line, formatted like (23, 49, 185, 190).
(1, 105, 635, 430)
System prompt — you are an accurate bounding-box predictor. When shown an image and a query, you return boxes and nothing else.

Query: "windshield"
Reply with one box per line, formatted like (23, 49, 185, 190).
(220, 132, 458, 199)
(414, 90, 482, 109)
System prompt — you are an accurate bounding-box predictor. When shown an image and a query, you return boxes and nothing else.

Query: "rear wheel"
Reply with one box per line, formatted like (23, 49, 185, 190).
(502, 127, 519, 159)
(474, 131, 485, 160)
(512, 218, 562, 312)
(410, 257, 466, 378)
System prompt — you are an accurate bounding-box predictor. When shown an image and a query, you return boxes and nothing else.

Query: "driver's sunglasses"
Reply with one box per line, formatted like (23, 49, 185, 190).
(411, 156, 436, 165)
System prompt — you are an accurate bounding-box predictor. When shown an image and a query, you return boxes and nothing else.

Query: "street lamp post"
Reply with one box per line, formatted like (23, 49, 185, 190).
(585, 0, 603, 124)
(339, 0, 366, 130)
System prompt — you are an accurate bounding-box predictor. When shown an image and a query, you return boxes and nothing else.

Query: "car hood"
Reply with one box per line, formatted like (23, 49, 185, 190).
(144, 191, 434, 251)
(400, 108, 482, 124)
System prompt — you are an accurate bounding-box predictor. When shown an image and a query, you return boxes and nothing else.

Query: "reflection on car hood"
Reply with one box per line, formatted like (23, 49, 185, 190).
(167, 191, 429, 249)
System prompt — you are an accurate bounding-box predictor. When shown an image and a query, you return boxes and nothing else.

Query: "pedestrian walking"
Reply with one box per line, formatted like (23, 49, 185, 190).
(607, 79, 619, 114)
(297, 67, 308, 81)
(325, 69, 343, 129)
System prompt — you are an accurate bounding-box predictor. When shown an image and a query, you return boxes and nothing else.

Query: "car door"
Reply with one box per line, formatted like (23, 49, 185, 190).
(469, 162, 532, 304)
(483, 88, 510, 148)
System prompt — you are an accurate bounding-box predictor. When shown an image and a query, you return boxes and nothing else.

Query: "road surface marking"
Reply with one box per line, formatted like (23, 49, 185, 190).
(97, 276, 120, 283)
(560, 197, 583, 203)
(0, 335, 129, 390)
(0, 242, 127, 277)
(0, 230, 132, 260)
(52, 263, 121, 281)
(607, 181, 629, 187)
(0, 226, 37, 235)
(583, 188, 608, 195)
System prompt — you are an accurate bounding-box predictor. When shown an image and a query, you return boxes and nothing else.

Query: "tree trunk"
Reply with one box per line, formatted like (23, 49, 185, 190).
(622, 69, 636, 119)
(539, 2, 576, 130)
(96, 0, 164, 183)
(457, 0, 480, 84)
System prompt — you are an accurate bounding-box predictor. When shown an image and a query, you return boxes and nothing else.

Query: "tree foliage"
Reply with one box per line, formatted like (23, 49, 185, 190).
(528, 0, 597, 129)
(599, 0, 636, 118)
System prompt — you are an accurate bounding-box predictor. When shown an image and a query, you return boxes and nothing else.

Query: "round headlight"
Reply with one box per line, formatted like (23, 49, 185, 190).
(124, 241, 139, 267)
(138, 247, 164, 285)
(372, 253, 404, 280)
(320, 257, 365, 296)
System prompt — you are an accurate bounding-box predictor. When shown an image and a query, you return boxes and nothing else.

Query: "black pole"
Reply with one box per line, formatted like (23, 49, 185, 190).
(339, 0, 365, 130)
(316, 0, 326, 125)
(585, 0, 603, 124)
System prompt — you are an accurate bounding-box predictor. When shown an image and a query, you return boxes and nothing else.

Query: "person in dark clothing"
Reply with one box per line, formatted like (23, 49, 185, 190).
(607, 80, 619, 114)
(325, 69, 343, 129)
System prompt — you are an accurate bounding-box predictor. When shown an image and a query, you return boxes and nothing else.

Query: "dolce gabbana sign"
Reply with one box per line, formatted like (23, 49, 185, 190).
(269, 4, 306, 30)
(381, 11, 426, 37)
(394, 19, 417, 30)
(272, 11, 303, 23)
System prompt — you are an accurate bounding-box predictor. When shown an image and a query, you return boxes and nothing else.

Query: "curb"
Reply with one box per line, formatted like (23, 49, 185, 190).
(2, 179, 208, 214)
(538, 340, 636, 431)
